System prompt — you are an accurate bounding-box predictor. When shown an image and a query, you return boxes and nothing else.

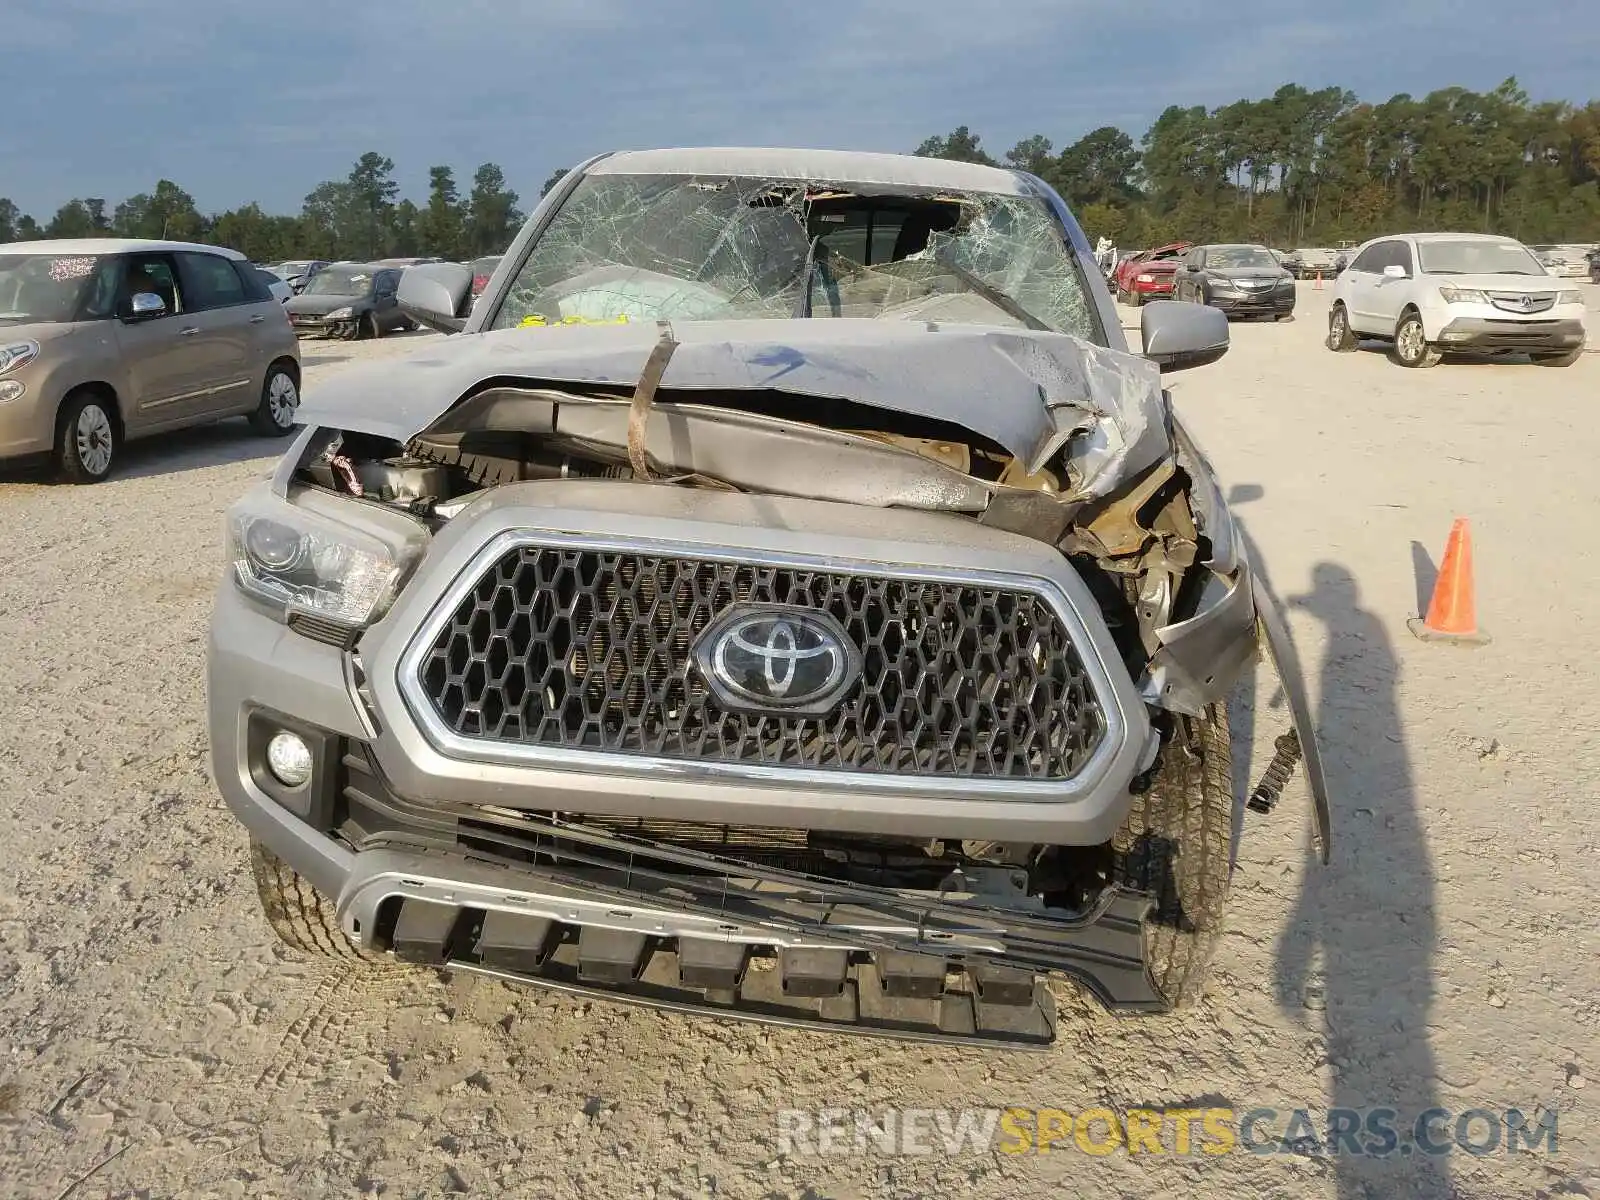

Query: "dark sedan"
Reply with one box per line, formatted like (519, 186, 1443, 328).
(1171, 244, 1297, 319)
(283, 264, 417, 339)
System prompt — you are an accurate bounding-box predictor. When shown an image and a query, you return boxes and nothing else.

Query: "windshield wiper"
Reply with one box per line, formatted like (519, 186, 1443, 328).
(931, 252, 1050, 331)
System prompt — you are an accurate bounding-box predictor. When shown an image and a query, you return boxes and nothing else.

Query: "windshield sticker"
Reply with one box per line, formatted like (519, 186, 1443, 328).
(49, 257, 98, 281)
(519, 313, 632, 328)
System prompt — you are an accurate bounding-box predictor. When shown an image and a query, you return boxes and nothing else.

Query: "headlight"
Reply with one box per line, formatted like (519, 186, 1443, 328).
(1439, 286, 1491, 304)
(0, 340, 40, 375)
(227, 485, 428, 631)
(325, 307, 354, 320)
(1557, 289, 1583, 305)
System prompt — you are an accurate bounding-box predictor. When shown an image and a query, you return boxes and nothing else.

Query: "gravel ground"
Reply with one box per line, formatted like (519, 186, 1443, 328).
(2, 289, 1598, 1200)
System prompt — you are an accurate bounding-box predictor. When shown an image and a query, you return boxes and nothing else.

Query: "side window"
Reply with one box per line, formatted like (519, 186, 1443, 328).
(179, 252, 249, 310)
(1350, 245, 1382, 274)
(1391, 241, 1414, 276)
(81, 257, 124, 320)
(122, 254, 183, 315)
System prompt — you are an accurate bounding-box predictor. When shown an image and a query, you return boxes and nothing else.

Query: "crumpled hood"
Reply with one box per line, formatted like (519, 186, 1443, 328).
(298, 317, 1172, 499)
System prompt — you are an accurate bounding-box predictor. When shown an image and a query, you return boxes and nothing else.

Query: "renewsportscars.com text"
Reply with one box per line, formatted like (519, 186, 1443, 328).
(776, 1106, 1558, 1158)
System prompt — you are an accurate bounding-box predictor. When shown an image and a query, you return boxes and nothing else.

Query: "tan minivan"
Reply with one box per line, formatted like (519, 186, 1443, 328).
(0, 238, 302, 482)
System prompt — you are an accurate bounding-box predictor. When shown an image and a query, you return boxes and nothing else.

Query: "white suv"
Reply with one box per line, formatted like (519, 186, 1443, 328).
(1326, 232, 1587, 367)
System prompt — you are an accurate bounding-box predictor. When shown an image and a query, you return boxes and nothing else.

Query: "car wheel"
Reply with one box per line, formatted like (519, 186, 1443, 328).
(1394, 312, 1441, 367)
(55, 390, 120, 483)
(1115, 286, 1129, 305)
(1112, 703, 1234, 1009)
(363, 313, 382, 340)
(1326, 303, 1358, 351)
(249, 363, 300, 436)
(250, 839, 395, 965)
(1531, 348, 1583, 367)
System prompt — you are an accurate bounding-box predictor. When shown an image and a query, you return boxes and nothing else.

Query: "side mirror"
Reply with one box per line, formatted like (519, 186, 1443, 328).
(1140, 299, 1229, 372)
(1383, 264, 1406, 279)
(398, 262, 473, 334)
(124, 292, 167, 322)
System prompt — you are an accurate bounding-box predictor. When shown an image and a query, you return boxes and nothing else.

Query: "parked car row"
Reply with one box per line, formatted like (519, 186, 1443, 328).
(1529, 243, 1599, 280)
(1112, 231, 1594, 351)
(261, 260, 330, 293)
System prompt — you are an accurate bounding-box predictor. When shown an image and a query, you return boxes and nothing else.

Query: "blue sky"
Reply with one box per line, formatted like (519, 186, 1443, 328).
(8, 0, 1599, 220)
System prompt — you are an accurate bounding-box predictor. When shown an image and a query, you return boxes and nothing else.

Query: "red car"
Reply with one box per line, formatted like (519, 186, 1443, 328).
(1113, 242, 1191, 306)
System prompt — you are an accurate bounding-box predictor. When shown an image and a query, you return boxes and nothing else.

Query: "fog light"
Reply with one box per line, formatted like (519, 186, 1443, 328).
(266, 731, 313, 787)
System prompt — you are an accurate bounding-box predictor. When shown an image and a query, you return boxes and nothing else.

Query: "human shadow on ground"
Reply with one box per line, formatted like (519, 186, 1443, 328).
(1229, 492, 1448, 1198)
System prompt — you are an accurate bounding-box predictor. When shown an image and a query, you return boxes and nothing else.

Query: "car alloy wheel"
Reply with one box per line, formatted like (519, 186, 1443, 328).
(1395, 315, 1439, 367)
(76, 403, 115, 476)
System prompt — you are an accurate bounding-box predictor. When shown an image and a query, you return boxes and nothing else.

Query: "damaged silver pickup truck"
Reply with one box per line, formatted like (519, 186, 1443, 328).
(207, 147, 1330, 1048)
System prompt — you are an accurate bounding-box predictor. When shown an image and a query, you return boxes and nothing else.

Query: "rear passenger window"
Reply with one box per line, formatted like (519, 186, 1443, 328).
(1350, 245, 1382, 273)
(180, 253, 249, 309)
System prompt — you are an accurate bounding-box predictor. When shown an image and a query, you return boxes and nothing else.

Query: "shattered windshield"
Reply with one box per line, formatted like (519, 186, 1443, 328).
(489, 173, 1098, 340)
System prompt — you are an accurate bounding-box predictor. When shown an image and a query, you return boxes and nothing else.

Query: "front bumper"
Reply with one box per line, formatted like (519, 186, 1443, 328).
(208, 481, 1192, 1041)
(207, 585, 1166, 1045)
(1435, 317, 1586, 353)
(288, 314, 357, 337)
(1209, 289, 1295, 315)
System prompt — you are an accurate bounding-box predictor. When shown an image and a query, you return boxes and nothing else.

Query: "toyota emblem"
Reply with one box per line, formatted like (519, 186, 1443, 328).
(693, 604, 860, 716)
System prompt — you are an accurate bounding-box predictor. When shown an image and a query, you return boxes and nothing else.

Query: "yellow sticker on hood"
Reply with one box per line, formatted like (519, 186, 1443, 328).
(518, 313, 632, 328)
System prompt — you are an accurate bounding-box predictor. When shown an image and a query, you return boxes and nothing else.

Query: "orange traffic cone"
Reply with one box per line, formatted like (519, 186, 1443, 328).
(1408, 518, 1491, 645)
(1314, 271, 1323, 290)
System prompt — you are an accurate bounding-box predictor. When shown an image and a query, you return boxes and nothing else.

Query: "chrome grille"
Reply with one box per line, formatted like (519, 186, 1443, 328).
(1489, 291, 1555, 314)
(417, 546, 1106, 780)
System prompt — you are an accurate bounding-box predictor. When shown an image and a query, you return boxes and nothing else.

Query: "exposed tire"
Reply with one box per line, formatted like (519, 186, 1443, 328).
(1394, 311, 1441, 367)
(1326, 303, 1358, 351)
(55, 389, 120, 483)
(1532, 348, 1583, 367)
(248, 362, 300, 436)
(1113, 703, 1234, 1009)
(250, 839, 388, 964)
